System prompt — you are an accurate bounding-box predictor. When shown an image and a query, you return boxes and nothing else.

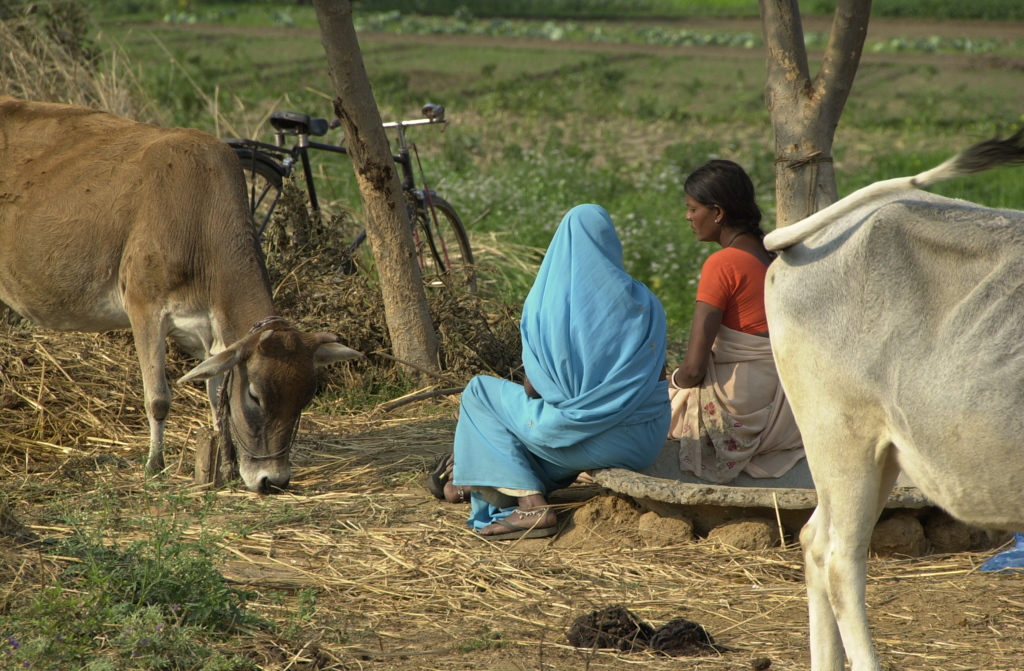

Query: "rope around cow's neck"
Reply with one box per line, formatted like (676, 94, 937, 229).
(215, 348, 297, 464)
(217, 368, 297, 462)
(248, 315, 289, 334)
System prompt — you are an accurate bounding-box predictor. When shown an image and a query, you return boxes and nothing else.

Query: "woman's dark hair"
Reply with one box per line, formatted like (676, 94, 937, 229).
(684, 159, 765, 239)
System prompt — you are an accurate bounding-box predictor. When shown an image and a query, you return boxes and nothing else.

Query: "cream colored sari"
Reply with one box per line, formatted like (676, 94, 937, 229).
(668, 326, 803, 484)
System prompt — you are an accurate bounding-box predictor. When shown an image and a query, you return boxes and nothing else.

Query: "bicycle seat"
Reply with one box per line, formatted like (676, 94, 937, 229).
(270, 110, 330, 137)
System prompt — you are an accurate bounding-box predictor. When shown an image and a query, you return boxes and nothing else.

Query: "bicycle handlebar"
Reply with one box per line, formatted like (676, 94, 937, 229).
(382, 117, 446, 129)
(386, 103, 445, 128)
(326, 103, 446, 132)
(328, 116, 446, 131)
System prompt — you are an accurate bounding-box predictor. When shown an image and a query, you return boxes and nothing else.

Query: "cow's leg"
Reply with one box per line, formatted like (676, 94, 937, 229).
(217, 427, 239, 484)
(801, 506, 844, 671)
(129, 316, 171, 474)
(801, 421, 899, 671)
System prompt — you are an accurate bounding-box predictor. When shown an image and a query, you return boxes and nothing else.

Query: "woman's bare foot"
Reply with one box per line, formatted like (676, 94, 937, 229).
(479, 506, 558, 536)
(479, 493, 557, 536)
(443, 479, 470, 504)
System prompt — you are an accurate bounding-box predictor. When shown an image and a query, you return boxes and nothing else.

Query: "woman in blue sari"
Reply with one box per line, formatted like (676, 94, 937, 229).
(449, 204, 671, 540)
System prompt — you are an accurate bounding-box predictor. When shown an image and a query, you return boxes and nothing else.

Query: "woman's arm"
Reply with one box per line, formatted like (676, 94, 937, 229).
(523, 374, 542, 399)
(672, 301, 725, 388)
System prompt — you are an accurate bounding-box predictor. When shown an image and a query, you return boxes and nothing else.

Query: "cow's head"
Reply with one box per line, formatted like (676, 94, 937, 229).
(178, 324, 362, 493)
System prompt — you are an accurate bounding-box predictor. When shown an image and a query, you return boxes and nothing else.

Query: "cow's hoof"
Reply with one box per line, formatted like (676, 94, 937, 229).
(145, 456, 165, 475)
(217, 466, 240, 488)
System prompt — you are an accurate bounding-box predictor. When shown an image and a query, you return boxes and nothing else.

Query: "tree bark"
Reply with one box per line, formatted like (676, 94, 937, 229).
(760, 0, 872, 227)
(312, 0, 439, 372)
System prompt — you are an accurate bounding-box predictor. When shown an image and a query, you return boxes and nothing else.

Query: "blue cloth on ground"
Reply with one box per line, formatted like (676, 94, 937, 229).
(452, 204, 671, 530)
(980, 532, 1024, 573)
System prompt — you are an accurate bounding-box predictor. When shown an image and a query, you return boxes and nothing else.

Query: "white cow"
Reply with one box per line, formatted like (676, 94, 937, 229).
(763, 128, 1024, 671)
(0, 97, 361, 492)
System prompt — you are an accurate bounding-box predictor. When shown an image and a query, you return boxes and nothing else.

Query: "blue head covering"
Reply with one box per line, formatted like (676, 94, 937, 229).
(518, 204, 667, 446)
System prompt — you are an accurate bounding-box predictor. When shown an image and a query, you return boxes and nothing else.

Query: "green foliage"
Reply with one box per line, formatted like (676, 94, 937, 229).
(2, 491, 264, 669)
(281, 589, 319, 640)
(83, 0, 1024, 25)
(351, 10, 1023, 59)
(354, 10, 766, 46)
(355, 0, 760, 19)
(455, 627, 504, 653)
(806, 0, 1024, 20)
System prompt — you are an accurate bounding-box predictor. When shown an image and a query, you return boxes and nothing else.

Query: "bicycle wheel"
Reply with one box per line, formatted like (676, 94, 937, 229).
(233, 149, 284, 237)
(412, 193, 476, 293)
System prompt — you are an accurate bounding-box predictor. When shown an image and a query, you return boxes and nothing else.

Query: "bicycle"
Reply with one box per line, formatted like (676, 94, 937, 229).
(225, 103, 476, 293)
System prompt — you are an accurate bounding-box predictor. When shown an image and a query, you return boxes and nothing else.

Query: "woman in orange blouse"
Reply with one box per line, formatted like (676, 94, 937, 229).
(668, 160, 803, 483)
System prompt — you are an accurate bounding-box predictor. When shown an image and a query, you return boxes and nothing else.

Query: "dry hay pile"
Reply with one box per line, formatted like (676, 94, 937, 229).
(261, 183, 524, 392)
(0, 327, 207, 460)
(0, 180, 523, 472)
(0, 0, 148, 119)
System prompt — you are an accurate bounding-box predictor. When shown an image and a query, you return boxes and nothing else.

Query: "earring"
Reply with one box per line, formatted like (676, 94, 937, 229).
(715, 219, 721, 224)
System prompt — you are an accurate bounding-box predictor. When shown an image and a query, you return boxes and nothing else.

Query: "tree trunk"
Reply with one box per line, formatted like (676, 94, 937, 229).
(760, 0, 872, 227)
(312, 0, 439, 372)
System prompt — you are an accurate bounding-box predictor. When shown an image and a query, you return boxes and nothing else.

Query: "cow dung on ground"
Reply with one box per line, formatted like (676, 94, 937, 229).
(871, 512, 927, 557)
(706, 517, 780, 551)
(553, 494, 644, 550)
(638, 510, 694, 546)
(566, 604, 654, 652)
(566, 605, 718, 657)
(924, 509, 974, 554)
(648, 618, 719, 657)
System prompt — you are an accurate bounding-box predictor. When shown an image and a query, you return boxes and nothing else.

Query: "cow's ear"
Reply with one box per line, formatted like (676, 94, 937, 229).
(314, 342, 364, 367)
(177, 347, 244, 384)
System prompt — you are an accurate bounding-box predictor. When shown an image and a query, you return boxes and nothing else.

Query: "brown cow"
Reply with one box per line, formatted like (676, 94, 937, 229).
(0, 97, 361, 492)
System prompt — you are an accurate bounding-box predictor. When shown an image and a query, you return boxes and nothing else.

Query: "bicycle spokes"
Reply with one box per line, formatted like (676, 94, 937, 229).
(248, 172, 278, 235)
(425, 205, 452, 269)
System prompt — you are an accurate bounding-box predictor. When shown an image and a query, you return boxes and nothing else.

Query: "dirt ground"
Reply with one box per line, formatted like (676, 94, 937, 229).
(3, 374, 1024, 670)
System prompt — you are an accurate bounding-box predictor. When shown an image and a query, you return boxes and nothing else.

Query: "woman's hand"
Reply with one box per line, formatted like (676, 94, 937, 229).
(672, 301, 725, 389)
(524, 375, 542, 399)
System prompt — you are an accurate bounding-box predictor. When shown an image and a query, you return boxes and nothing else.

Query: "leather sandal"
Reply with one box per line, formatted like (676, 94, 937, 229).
(425, 453, 453, 500)
(477, 509, 558, 541)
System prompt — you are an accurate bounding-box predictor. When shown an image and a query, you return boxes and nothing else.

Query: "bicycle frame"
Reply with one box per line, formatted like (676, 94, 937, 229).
(227, 106, 474, 292)
(231, 116, 446, 213)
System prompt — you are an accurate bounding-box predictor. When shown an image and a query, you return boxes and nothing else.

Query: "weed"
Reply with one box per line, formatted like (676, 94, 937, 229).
(281, 588, 319, 640)
(456, 628, 505, 653)
(2, 490, 265, 669)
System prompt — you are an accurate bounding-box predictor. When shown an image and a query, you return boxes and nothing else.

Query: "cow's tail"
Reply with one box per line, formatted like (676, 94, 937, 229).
(764, 127, 1024, 251)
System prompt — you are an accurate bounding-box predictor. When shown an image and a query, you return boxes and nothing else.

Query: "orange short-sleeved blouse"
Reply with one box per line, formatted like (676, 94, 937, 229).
(695, 247, 769, 334)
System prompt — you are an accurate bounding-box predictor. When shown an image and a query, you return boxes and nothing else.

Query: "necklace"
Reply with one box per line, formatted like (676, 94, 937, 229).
(723, 230, 748, 248)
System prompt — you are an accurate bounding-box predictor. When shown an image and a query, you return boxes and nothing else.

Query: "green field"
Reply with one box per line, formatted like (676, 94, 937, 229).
(89, 5, 1024, 344)
(92, 0, 1024, 21)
